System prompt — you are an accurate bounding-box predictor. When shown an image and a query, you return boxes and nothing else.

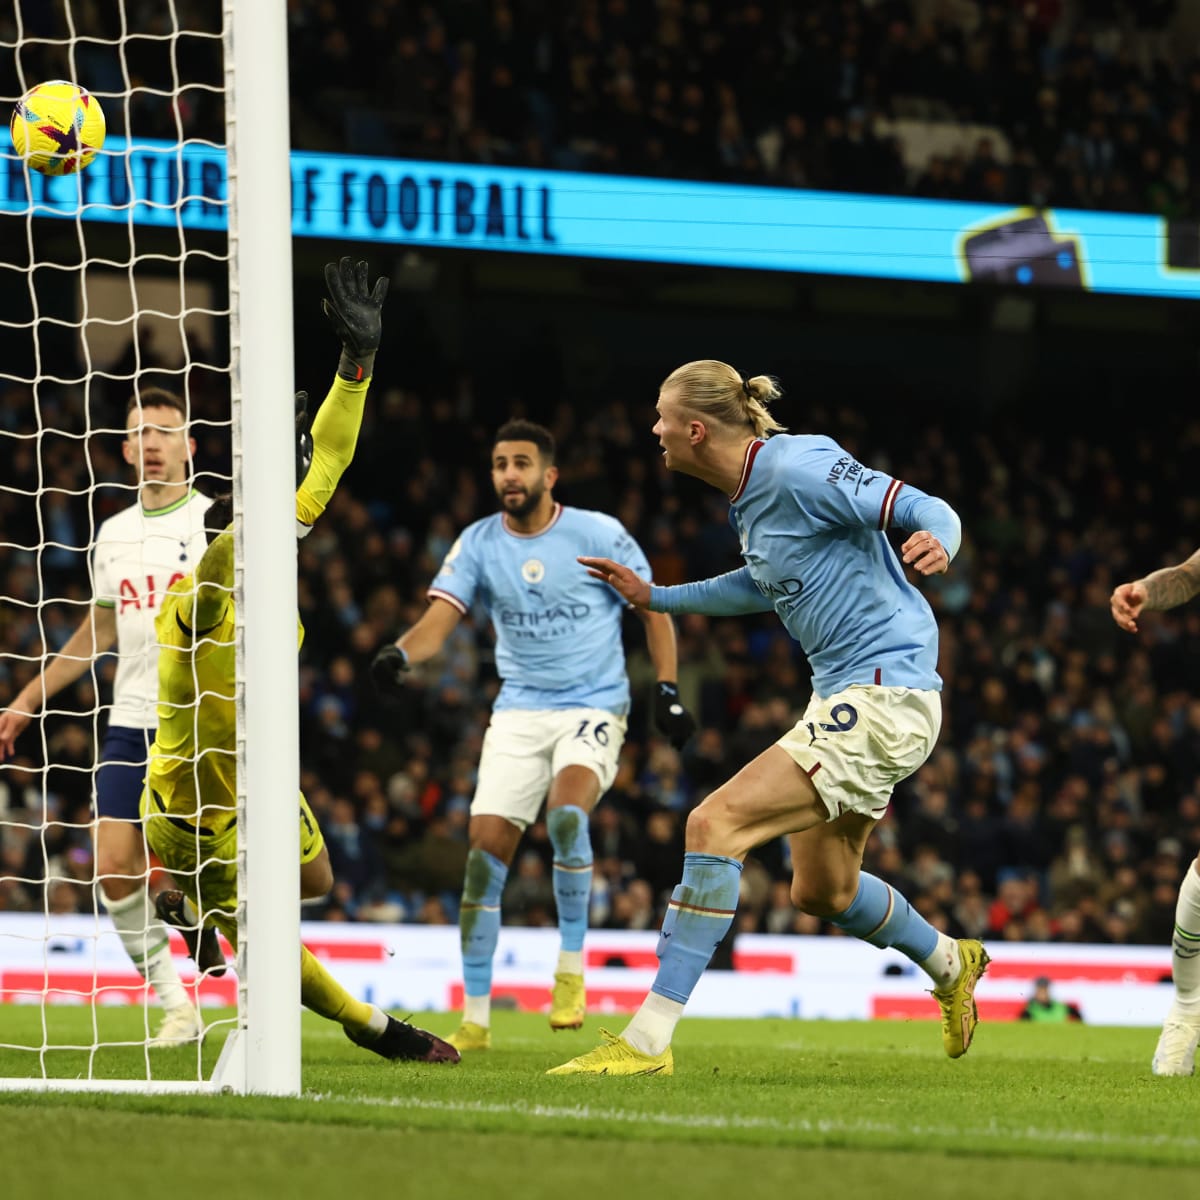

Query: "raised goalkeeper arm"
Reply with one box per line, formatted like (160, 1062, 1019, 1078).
(187, 528, 234, 634)
(295, 257, 388, 533)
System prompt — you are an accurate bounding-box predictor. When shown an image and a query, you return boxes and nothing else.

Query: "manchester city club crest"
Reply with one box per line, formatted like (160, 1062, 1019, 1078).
(521, 558, 545, 584)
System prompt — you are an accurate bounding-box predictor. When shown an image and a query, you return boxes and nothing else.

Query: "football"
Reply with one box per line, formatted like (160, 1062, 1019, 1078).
(10, 80, 106, 176)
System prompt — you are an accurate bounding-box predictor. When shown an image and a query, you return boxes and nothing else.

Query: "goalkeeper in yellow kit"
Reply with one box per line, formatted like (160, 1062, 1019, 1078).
(141, 258, 458, 1064)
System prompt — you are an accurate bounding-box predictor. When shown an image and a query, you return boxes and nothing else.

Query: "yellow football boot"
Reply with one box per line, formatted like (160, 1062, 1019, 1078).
(546, 1028, 673, 1076)
(931, 938, 991, 1058)
(549, 971, 586, 1030)
(446, 1020, 491, 1052)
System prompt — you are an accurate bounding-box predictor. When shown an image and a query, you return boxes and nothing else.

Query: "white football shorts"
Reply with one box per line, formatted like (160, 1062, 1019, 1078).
(470, 708, 627, 830)
(776, 685, 942, 821)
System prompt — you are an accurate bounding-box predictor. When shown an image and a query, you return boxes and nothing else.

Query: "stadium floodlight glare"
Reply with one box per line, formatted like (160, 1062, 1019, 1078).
(0, 0, 299, 1096)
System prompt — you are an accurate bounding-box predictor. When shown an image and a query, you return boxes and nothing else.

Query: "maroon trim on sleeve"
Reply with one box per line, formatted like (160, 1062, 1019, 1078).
(427, 588, 468, 615)
(878, 478, 903, 529)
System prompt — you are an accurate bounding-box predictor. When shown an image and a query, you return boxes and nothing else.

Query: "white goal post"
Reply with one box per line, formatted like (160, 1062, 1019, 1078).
(227, 0, 302, 1098)
(0, 0, 299, 1095)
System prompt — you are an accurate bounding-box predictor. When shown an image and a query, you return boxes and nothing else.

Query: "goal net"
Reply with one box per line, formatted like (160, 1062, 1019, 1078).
(0, 1, 299, 1094)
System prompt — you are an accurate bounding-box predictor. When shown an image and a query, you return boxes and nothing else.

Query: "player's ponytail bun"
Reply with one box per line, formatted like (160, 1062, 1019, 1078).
(741, 375, 784, 438)
(660, 360, 786, 438)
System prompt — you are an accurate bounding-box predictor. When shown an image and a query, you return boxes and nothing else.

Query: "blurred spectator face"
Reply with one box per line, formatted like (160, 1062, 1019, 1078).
(919, 788, 949, 818)
(64, 846, 93, 882)
(646, 810, 677, 843)
(363, 794, 388, 830)
(647, 743, 681, 778)
(330, 797, 357, 830)
(1024, 909, 1053, 940)
(1056, 909, 1084, 941)
(694, 729, 725, 760)
(517, 852, 545, 881)
(46, 880, 80, 914)
(1112, 864, 1139, 896)
(1, 829, 31, 874)
(627, 879, 653, 915)
(418, 896, 450, 924)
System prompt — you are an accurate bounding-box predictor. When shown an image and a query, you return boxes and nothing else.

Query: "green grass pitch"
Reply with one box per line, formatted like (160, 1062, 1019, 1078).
(4, 1006, 1200, 1200)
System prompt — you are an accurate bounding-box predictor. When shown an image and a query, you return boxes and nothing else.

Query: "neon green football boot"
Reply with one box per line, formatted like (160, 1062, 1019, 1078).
(546, 1028, 673, 1076)
(446, 1020, 491, 1052)
(549, 971, 586, 1031)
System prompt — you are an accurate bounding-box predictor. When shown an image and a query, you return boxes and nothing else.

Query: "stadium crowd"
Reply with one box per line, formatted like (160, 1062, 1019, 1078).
(1, 361, 1198, 955)
(289, 0, 1198, 217)
(295, 0, 1195, 218)
(4, 2, 1199, 217)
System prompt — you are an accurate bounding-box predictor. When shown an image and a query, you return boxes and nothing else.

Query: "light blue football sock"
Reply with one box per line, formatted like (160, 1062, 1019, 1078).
(460, 848, 508, 999)
(649, 852, 742, 1005)
(547, 805, 593, 954)
(826, 871, 938, 961)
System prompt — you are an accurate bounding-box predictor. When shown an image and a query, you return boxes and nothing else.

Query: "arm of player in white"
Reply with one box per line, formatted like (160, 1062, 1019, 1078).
(1112, 546, 1200, 633)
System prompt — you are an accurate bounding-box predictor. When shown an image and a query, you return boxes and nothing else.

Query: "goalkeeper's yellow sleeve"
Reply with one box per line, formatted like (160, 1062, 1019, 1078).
(295, 374, 370, 530)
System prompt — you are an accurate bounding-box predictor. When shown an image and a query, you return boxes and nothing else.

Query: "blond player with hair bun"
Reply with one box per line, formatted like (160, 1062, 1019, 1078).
(551, 358, 988, 1077)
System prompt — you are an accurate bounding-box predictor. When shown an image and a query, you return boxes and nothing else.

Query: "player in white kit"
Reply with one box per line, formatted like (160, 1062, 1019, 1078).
(371, 419, 696, 1052)
(1111, 549, 1200, 1075)
(0, 388, 208, 1046)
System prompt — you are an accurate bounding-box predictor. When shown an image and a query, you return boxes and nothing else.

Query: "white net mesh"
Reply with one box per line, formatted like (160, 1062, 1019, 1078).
(0, 2, 237, 1086)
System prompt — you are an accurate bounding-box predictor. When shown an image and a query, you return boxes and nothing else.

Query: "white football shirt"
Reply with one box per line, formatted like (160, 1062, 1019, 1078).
(92, 489, 210, 729)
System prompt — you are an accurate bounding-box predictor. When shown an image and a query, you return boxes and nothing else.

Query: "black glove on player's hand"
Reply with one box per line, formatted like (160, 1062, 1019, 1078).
(370, 643, 409, 697)
(323, 256, 388, 380)
(654, 682, 697, 750)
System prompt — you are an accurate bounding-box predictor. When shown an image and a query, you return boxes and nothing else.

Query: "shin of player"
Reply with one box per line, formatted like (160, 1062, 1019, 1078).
(372, 420, 696, 1051)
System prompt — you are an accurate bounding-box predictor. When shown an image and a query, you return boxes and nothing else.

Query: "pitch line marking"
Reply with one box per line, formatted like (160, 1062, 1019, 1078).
(308, 1093, 1200, 1151)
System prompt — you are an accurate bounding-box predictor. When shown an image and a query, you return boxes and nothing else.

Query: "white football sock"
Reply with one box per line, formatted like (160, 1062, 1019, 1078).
(557, 949, 583, 976)
(101, 884, 191, 1013)
(1171, 862, 1200, 1011)
(463, 993, 491, 1027)
(920, 932, 962, 988)
(364, 1004, 389, 1037)
(623, 991, 683, 1057)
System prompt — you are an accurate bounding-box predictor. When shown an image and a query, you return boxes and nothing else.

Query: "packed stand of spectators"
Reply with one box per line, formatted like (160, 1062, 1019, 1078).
(285, 0, 1200, 218)
(5, 2, 1199, 218)
(3, 351, 1200, 956)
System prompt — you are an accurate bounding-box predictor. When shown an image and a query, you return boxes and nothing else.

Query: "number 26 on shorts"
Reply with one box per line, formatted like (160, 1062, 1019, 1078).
(574, 718, 610, 748)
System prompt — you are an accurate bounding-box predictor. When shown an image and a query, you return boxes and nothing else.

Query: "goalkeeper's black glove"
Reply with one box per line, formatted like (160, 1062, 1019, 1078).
(323, 256, 389, 382)
(294, 390, 313, 488)
(653, 682, 697, 750)
(371, 644, 410, 697)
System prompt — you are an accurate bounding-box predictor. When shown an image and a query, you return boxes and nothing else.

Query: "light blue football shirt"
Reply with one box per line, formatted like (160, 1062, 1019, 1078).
(428, 503, 651, 714)
(649, 435, 962, 697)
